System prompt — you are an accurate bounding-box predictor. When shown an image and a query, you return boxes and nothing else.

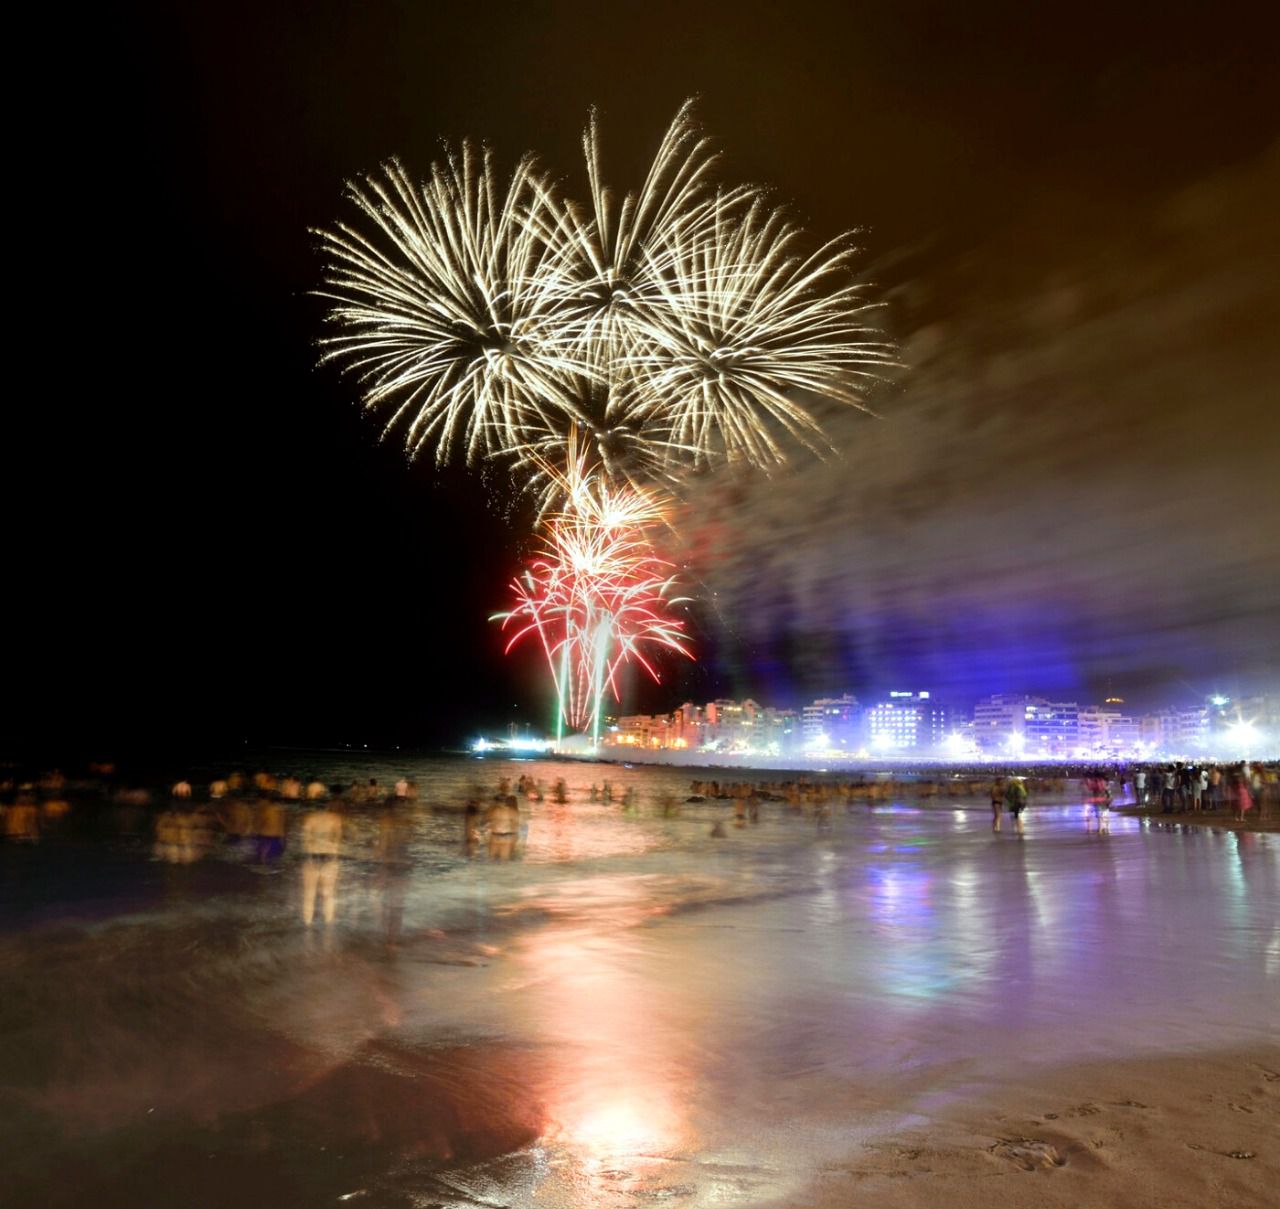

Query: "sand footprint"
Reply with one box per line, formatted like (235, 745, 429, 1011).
(1045, 1103, 1101, 1120)
(1187, 1143, 1255, 1160)
(988, 1138, 1066, 1171)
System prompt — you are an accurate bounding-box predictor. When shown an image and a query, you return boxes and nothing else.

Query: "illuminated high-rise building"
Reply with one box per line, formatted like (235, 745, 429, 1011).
(865, 691, 949, 752)
(801, 694, 860, 750)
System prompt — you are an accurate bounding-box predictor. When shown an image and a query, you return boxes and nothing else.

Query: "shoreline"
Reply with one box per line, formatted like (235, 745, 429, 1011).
(1115, 804, 1280, 834)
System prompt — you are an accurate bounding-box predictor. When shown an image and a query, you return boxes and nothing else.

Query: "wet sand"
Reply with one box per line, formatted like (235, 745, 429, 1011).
(1117, 804, 1280, 834)
(792, 1047, 1279, 1208)
(2, 757, 1277, 1207)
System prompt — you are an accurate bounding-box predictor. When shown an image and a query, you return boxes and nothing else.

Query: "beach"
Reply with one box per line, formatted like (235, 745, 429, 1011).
(2, 755, 1276, 1206)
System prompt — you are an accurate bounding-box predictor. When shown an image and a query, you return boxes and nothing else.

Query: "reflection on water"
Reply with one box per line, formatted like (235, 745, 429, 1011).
(520, 925, 692, 1202)
(1, 756, 1276, 1207)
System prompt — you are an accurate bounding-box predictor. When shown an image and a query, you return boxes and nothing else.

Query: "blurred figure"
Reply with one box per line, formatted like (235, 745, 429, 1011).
(553, 778, 568, 804)
(220, 795, 254, 855)
(1004, 777, 1028, 834)
(990, 777, 1005, 832)
(301, 798, 344, 926)
(463, 801, 482, 854)
(254, 797, 287, 864)
(1208, 765, 1223, 811)
(184, 801, 216, 862)
(1086, 774, 1112, 833)
(376, 797, 413, 945)
(1177, 764, 1193, 813)
(252, 770, 277, 796)
(4, 793, 40, 843)
(1233, 766, 1254, 823)
(40, 794, 71, 826)
(153, 802, 181, 862)
(485, 795, 520, 860)
(1133, 768, 1146, 806)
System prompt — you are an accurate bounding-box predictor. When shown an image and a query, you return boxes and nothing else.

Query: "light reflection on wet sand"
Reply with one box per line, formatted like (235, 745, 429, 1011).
(1, 758, 1276, 1206)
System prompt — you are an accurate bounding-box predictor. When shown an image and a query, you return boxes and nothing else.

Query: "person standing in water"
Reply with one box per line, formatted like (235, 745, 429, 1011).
(1005, 777, 1029, 834)
(301, 797, 343, 926)
(376, 796, 413, 945)
(485, 794, 521, 860)
(990, 777, 1005, 832)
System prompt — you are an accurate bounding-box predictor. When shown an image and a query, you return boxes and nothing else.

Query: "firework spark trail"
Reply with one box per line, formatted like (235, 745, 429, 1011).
(494, 447, 692, 737)
(535, 100, 753, 372)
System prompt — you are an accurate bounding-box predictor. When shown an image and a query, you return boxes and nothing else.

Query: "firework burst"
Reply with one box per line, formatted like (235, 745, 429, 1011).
(623, 197, 896, 467)
(314, 147, 582, 467)
(315, 102, 890, 491)
(494, 441, 692, 739)
(317, 104, 894, 735)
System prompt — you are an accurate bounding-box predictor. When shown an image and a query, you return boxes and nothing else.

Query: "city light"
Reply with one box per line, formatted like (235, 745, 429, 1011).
(472, 735, 554, 755)
(1227, 720, 1259, 752)
(944, 732, 976, 757)
(574, 690, 1277, 762)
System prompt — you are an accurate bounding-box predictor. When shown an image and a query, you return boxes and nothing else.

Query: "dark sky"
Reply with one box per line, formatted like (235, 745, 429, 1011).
(9, 0, 1279, 753)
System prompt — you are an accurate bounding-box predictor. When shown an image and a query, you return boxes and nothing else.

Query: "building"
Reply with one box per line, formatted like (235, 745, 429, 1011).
(1077, 704, 1122, 753)
(865, 691, 949, 753)
(1073, 701, 1144, 755)
(800, 694, 860, 751)
(610, 712, 674, 749)
(972, 694, 1033, 754)
(1138, 705, 1209, 755)
(757, 706, 800, 755)
(1022, 700, 1080, 756)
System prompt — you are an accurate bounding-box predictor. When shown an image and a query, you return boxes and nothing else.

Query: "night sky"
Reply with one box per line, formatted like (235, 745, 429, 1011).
(9, 0, 1278, 754)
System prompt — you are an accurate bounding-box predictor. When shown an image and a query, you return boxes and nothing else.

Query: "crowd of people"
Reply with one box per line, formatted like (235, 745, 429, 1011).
(1130, 762, 1270, 821)
(3, 761, 1275, 866)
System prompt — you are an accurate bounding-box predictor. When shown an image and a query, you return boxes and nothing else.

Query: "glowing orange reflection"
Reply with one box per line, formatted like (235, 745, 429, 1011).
(514, 888, 694, 1181)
